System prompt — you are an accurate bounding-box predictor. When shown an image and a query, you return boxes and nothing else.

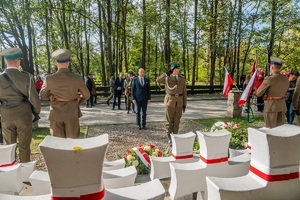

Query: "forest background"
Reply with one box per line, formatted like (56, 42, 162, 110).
(1, 0, 300, 87)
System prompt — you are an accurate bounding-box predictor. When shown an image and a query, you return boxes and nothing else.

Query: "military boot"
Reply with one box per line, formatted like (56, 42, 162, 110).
(127, 107, 130, 114)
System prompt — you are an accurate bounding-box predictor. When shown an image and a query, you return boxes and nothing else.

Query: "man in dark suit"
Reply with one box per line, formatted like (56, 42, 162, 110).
(113, 72, 124, 110)
(131, 68, 151, 130)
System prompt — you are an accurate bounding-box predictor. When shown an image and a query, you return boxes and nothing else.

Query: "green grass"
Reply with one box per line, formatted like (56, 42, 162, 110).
(31, 126, 87, 153)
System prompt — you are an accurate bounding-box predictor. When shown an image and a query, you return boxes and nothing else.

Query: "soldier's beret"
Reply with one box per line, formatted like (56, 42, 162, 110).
(270, 56, 284, 67)
(51, 49, 72, 63)
(127, 71, 133, 75)
(170, 63, 180, 69)
(0, 48, 22, 60)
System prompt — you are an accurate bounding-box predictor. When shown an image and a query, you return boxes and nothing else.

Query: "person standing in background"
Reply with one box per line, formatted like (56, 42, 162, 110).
(255, 71, 265, 112)
(113, 72, 124, 110)
(131, 68, 151, 130)
(124, 71, 135, 114)
(256, 57, 289, 128)
(40, 49, 90, 138)
(285, 70, 298, 124)
(85, 73, 94, 108)
(35, 75, 43, 94)
(106, 76, 115, 105)
(0, 47, 41, 162)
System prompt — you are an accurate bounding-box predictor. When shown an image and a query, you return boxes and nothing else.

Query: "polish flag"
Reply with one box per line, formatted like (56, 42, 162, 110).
(238, 68, 258, 107)
(251, 59, 258, 84)
(223, 67, 234, 97)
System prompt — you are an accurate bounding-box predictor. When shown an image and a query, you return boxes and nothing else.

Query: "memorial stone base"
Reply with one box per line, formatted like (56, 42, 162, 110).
(227, 90, 242, 118)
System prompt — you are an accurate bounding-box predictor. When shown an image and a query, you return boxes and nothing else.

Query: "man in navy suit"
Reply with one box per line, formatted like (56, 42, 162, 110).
(113, 72, 124, 110)
(131, 68, 151, 130)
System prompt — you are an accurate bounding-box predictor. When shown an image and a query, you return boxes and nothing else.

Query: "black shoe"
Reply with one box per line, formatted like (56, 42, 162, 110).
(106, 101, 109, 105)
(118, 108, 122, 110)
(137, 126, 141, 130)
(142, 126, 146, 130)
(112, 107, 115, 110)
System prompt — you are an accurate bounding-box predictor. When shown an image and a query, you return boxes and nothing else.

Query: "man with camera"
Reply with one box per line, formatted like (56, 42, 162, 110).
(156, 62, 187, 146)
(0, 47, 41, 162)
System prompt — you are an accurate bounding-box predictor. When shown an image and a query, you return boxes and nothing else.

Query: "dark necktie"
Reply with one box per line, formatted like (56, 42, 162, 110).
(141, 77, 144, 87)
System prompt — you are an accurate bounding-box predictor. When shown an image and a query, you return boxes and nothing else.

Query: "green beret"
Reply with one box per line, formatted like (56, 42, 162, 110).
(170, 63, 180, 69)
(51, 49, 72, 63)
(270, 56, 284, 67)
(127, 71, 133, 75)
(0, 48, 22, 60)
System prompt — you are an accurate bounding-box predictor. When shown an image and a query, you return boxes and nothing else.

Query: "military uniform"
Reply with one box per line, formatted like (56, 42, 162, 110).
(292, 74, 300, 125)
(106, 76, 115, 105)
(40, 49, 90, 138)
(256, 57, 289, 128)
(156, 63, 187, 140)
(0, 48, 41, 162)
(124, 72, 135, 113)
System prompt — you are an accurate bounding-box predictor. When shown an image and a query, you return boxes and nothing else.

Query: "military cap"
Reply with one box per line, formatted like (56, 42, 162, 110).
(127, 71, 133, 75)
(290, 70, 299, 76)
(170, 62, 180, 69)
(270, 56, 284, 67)
(0, 48, 22, 60)
(51, 49, 72, 63)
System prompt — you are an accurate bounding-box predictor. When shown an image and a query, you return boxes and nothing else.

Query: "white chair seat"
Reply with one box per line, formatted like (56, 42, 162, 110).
(0, 164, 23, 194)
(103, 159, 125, 171)
(103, 166, 137, 189)
(0, 194, 51, 200)
(0, 144, 16, 166)
(21, 161, 37, 182)
(150, 132, 197, 180)
(206, 125, 300, 200)
(29, 170, 51, 195)
(105, 179, 165, 200)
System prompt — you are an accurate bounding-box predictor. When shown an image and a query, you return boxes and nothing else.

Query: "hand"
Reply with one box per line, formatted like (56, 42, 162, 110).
(183, 105, 186, 113)
(148, 100, 151, 104)
(294, 110, 299, 116)
(166, 68, 173, 76)
(133, 100, 136, 105)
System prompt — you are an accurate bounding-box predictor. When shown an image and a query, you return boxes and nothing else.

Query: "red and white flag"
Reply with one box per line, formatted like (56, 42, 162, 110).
(223, 67, 234, 97)
(251, 59, 258, 84)
(238, 68, 258, 107)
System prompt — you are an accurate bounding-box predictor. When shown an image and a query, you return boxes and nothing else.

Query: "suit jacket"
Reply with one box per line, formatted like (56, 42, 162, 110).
(40, 68, 90, 121)
(292, 77, 300, 111)
(0, 68, 41, 122)
(156, 73, 187, 107)
(256, 72, 289, 112)
(114, 77, 124, 93)
(131, 76, 151, 102)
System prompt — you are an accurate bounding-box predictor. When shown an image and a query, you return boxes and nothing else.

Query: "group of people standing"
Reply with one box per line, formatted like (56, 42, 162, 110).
(242, 56, 300, 129)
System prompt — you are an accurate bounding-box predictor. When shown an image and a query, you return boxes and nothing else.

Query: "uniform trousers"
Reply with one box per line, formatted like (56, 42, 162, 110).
(264, 111, 285, 128)
(2, 119, 32, 163)
(50, 119, 80, 138)
(165, 106, 183, 134)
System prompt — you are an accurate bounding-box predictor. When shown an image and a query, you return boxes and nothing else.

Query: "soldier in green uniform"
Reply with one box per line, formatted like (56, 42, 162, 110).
(156, 63, 187, 146)
(0, 48, 41, 162)
(256, 57, 289, 128)
(40, 49, 90, 138)
(124, 71, 135, 114)
(106, 76, 115, 105)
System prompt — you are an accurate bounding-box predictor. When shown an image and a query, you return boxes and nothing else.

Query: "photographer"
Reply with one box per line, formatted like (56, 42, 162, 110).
(156, 62, 187, 147)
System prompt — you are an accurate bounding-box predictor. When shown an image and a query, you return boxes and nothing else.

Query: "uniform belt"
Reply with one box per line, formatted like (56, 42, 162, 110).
(0, 99, 27, 105)
(265, 96, 284, 100)
(167, 93, 183, 97)
(50, 97, 78, 102)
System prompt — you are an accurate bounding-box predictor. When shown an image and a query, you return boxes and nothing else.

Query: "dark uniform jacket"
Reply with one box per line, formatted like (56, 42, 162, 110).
(131, 76, 151, 102)
(40, 68, 90, 121)
(292, 78, 300, 112)
(156, 74, 187, 108)
(256, 72, 289, 112)
(0, 68, 41, 122)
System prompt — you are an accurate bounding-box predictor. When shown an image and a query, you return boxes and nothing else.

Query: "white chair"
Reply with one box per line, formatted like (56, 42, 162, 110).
(104, 178, 165, 200)
(103, 159, 125, 171)
(206, 124, 300, 200)
(29, 170, 51, 195)
(0, 194, 51, 200)
(169, 129, 250, 200)
(21, 161, 37, 182)
(150, 132, 199, 180)
(103, 166, 137, 189)
(0, 164, 23, 194)
(39, 134, 109, 199)
(0, 143, 16, 166)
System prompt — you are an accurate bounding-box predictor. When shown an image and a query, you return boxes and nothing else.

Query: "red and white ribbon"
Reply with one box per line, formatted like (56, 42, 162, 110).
(51, 189, 105, 200)
(0, 160, 16, 167)
(171, 153, 193, 159)
(132, 146, 150, 166)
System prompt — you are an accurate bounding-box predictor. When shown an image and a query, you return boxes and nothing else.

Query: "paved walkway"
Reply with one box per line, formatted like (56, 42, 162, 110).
(38, 95, 228, 127)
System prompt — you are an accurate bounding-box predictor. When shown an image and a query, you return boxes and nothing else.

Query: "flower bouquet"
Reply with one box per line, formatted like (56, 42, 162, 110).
(122, 144, 163, 175)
